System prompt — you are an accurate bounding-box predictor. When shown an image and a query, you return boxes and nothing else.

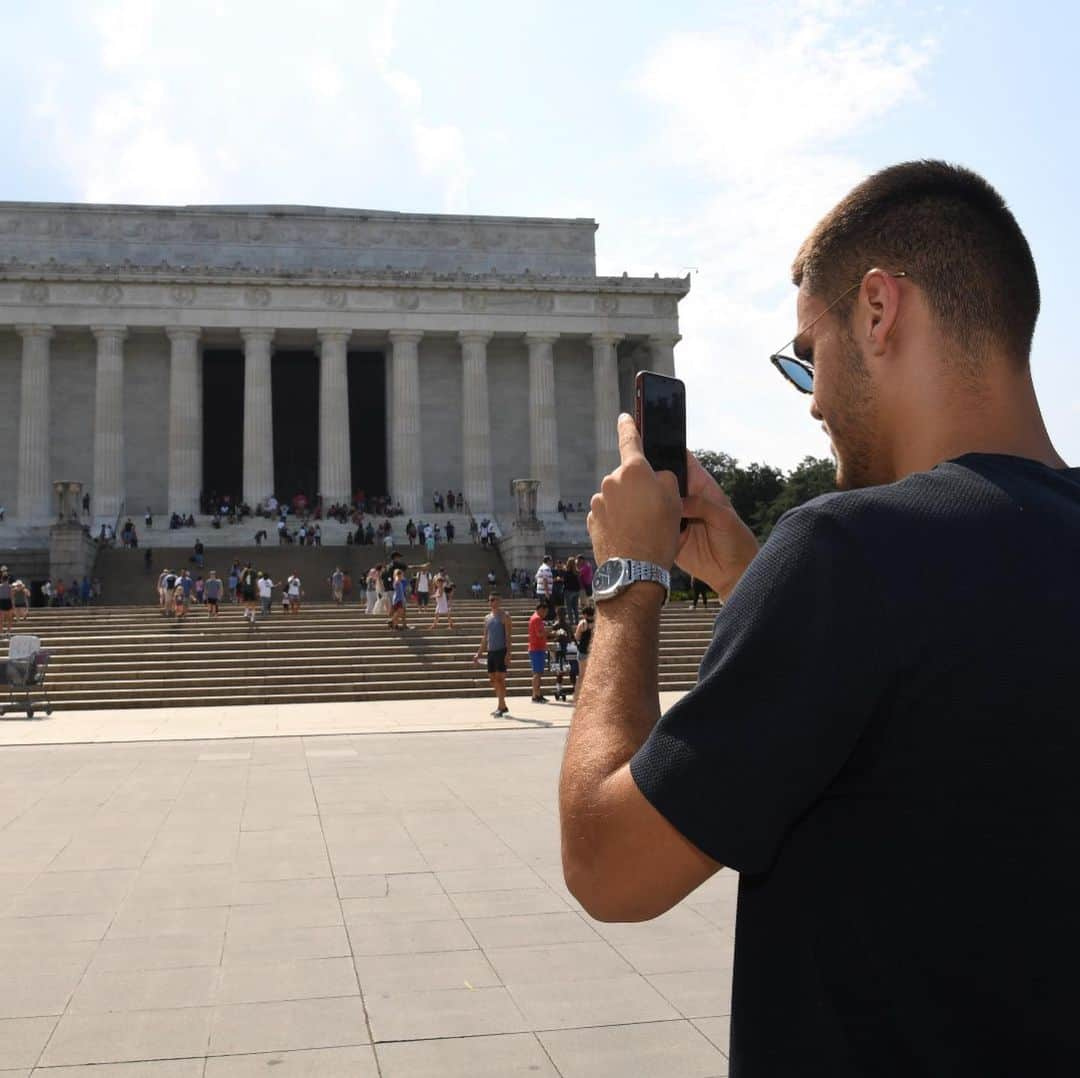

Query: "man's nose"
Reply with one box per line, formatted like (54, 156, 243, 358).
(809, 399, 823, 422)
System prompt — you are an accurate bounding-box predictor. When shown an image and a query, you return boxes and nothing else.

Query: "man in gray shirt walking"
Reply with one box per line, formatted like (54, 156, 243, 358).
(474, 594, 513, 717)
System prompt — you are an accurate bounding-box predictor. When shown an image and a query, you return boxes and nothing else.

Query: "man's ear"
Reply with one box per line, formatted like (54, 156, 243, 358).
(860, 268, 903, 358)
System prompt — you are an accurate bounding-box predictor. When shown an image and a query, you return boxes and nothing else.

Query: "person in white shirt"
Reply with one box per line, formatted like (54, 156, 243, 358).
(535, 556, 554, 602)
(257, 573, 278, 617)
(286, 573, 302, 614)
(416, 566, 431, 608)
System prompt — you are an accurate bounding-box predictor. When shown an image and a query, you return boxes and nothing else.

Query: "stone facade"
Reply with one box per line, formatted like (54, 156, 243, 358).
(0, 201, 687, 531)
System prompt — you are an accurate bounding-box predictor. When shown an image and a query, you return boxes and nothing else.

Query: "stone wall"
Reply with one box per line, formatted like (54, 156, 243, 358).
(553, 338, 598, 508)
(124, 333, 169, 516)
(418, 338, 465, 510)
(0, 202, 599, 277)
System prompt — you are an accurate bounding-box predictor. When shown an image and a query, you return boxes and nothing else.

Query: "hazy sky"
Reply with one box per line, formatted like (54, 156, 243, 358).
(3, 0, 1076, 469)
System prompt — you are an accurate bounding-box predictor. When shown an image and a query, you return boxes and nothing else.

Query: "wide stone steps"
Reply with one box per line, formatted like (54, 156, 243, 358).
(4, 600, 716, 712)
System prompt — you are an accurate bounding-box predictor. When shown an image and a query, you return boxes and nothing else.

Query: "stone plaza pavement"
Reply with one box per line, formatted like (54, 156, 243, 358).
(0, 693, 734, 1076)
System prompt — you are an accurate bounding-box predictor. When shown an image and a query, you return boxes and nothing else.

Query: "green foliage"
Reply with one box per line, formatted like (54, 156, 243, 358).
(692, 450, 836, 539)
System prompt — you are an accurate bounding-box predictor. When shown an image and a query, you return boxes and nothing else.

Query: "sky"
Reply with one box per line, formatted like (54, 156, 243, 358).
(3, 0, 1077, 470)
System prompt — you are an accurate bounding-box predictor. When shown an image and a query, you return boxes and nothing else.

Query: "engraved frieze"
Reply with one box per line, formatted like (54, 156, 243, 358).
(244, 286, 272, 307)
(169, 284, 196, 306)
(652, 296, 677, 315)
(463, 292, 487, 313)
(20, 282, 49, 303)
(596, 295, 620, 314)
(96, 283, 123, 304)
(323, 288, 347, 309)
(393, 292, 420, 311)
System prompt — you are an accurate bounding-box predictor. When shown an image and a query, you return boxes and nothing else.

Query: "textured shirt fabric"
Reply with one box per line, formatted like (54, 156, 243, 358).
(484, 612, 508, 652)
(528, 612, 547, 653)
(630, 454, 1080, 1077)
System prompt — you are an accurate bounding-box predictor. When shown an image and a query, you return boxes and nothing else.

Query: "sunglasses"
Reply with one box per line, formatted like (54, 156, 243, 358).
(769, 272, 908, 394)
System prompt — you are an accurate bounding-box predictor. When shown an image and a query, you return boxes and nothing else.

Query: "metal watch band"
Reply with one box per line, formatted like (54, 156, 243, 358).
(625, 560, 671, 603)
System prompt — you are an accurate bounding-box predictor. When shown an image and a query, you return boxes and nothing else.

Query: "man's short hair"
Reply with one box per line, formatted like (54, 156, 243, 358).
(792, 160, 1039, 366)
(535, 600, 548, 611)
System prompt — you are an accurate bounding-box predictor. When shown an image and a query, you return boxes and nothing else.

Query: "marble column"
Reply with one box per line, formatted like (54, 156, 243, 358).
(526, 332, 560, 514)
(648, 333, 680, 378)
(459, 331, 494, 516)
(591, 332, 623, 486)
(166, 327, 202, 516)
(92, 325, 127, 520)
(389, 330, 423, 515)
(318, 329, 352, 507)
(15, 325, 53, 522)
(241, 328, 275, 508)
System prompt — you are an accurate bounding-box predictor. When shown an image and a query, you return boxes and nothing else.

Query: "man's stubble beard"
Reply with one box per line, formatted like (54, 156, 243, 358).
(830, 329, 885, 492)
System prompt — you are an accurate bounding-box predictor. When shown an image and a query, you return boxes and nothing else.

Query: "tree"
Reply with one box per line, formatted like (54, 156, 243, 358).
(691, 450, 836, 540)
(692, 451, 785, 528)
(754, 456, 837, 538)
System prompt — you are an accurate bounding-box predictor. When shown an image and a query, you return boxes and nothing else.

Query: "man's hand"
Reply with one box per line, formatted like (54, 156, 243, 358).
(677, 451, 759, 602)
(588, 415, 682, 568)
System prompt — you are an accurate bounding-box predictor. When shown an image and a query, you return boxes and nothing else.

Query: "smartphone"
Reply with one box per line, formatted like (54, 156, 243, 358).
(634, 370, 688, 529)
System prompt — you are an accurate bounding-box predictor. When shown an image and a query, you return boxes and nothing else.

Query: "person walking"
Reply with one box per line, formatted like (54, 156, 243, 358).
(0, 572, 14, 636)
(415, 564, 431, 609)
(429, 571, 455, 630)
(204, 570, 223, 618)
(389, 568, 409, 630)
(286, 572, 302, 614)
(365, 567, 378, 614)
(563, 556, 581, 624)
(527, 600, 549, 703)
(690, 575, 710, 608)
(574, 602, 594, 680)
(238, 562, 259, 626)
(329, 567, 345, 605)
(11, 580, 30, 623)
(257, 572, 277, 617)
(474, 593, 512, 717)
(560, 161, 1080, 1076)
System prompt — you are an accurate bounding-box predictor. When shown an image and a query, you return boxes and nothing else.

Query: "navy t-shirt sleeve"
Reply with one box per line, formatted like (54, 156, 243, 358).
(630, 500, 887, 875)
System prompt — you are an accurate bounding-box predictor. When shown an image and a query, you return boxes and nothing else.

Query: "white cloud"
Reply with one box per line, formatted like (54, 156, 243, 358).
(371, 3, 471, 212)
(625, 6, 935, 466)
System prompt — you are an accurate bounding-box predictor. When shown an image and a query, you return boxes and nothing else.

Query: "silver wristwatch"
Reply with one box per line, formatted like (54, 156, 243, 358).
(591, 558, 670, 605)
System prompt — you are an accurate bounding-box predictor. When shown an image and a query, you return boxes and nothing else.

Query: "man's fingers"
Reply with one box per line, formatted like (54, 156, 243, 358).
(617, 413, 645, 467)
(682, 493, 732, 525)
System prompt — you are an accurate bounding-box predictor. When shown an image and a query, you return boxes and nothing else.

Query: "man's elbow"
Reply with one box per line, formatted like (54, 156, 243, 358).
(561, 850, 667, 924)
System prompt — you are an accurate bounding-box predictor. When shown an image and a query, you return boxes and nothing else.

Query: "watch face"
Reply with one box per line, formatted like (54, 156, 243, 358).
(593, 559, 626, 595)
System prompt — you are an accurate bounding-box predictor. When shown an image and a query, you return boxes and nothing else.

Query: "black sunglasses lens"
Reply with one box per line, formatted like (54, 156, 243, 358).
(775, 356, 813, 393)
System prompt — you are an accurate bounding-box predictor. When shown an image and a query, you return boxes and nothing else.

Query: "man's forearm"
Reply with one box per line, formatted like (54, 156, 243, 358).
(560, 586, 663, 810)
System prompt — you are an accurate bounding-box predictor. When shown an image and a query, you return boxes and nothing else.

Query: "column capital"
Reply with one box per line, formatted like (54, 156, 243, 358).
(388, 330, 424, 346)
(317, 328, 352, 345)
(524, 332, 559, 346)
(590, 332, 624, 347)
(165, 326, 201, 344)
(458, 330, 493, 346)
(91, 325, 128, 342)
(14, 324, 54, 341)
(647, 332, 682, 346)
(240, 327, 275, 345)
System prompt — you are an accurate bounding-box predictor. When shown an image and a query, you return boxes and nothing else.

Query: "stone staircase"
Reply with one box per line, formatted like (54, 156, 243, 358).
(2, 599, 716, 712)
(93, 543, 506, 607)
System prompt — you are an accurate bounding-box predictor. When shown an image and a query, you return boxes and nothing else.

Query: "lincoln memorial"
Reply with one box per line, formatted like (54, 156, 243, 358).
(0, 201, 687, 535)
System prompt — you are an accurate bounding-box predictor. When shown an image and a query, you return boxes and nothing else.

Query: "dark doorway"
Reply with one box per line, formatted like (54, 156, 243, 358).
(202, 349, 244, 505)
(348, 352, 387, 499)
(272, 352, 319, 502)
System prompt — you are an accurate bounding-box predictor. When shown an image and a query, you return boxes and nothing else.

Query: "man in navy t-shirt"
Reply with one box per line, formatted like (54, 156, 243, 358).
(560, 161, 1079, 1076)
